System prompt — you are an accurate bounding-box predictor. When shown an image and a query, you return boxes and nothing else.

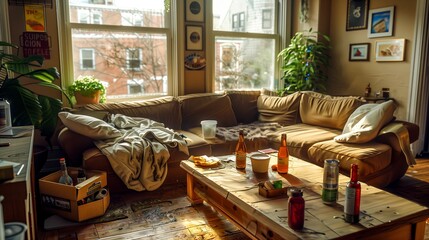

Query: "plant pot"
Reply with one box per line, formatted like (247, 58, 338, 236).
(74, 91, 101, 105)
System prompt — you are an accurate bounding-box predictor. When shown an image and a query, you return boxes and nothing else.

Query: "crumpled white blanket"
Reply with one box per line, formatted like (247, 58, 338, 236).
(94, 114, 189, 191)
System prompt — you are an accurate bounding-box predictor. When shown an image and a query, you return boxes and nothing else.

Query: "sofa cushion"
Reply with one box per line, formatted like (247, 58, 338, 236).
(84, 96, 181, 129)
(179, 93, 237, 130)
(299, 92, 365, 130)
(225, 90, 261, 124)
(257, 92, 302, 126)
(308, 140, 391, 180)
(268, 123, 341, 162)
(58, 112, 121, 140)
(334, 100, 396, 143)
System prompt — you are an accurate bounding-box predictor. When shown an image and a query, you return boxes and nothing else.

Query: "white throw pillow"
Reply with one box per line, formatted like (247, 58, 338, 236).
(334, 100, 396, 143)
(58, 112, 121, 140)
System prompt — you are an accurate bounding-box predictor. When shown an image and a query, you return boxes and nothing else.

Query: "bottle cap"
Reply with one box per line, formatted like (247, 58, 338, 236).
(290, 187, 303, 197)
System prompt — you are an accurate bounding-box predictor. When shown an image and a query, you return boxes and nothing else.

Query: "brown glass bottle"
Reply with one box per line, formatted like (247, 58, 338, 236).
(344, 164, 361, 223)
(277, 133, 289, 173)
(235, 130, 247, 169)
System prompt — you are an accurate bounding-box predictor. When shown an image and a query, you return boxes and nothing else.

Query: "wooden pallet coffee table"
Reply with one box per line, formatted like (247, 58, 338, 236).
(180, 155, 429, 239)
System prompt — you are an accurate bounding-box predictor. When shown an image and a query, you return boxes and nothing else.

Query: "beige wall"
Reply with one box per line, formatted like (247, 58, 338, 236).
(327, 0, 417, 120)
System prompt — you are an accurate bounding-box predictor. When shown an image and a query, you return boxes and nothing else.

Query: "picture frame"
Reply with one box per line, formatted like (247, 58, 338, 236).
(186, 25, 203, 51)
(368, 6, 395, 38)
(186, 0, 205, 22)
(375, 38, 405, 62)
(349, 43, 370, 61)
(346, 0, 369, 31)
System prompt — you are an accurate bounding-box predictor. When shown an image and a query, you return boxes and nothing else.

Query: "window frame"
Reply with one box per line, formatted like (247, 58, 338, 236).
(262, 9, 272, 29)
(210, 0, 285, 92)
(80, 48, 95, 70)
(126, 48, 143, 71)
(57, 0, 175, 102)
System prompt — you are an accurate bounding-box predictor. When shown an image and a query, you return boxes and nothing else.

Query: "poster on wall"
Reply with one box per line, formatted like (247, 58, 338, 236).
(24, 4, 46, 32)
(368, 6, 395, 38)
(20, 32, 51, 59)
(186, 0, 204, 22)
(186, 25, 203, 50)
(346, 0, 369, 31)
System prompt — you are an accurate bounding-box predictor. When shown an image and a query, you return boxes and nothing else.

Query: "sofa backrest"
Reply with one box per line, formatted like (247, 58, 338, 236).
(299, 92, 365, 130)
(257, 91, 302, 126)
(178, 93, 238, 130)
(225, 90, 261, 124)
(84, 96, 182, 129)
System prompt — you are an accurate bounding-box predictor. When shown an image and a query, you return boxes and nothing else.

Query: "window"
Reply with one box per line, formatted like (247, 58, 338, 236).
(80, 49, 95, 69)
(60, 0, 170, 100)
(122, 12, 144, 26)
(262, 9, 272, 29)
(213, 0, 278, 91)
(126, 48, 142, 70)
(78, 9, 102, 24)
(232, 12, 245, 30)
(127, 80, 144, 94)
(58, 0, 287, 101)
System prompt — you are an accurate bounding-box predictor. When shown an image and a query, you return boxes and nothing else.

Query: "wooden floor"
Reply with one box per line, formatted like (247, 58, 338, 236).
(38, 158, 429, 240)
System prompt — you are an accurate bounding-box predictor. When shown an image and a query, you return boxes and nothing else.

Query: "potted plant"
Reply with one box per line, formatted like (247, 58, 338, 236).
(67, 75, 106, 105)
(277, 28, 331, 95)
(0, 41, 72, 175)
(0, 41, 71, 144)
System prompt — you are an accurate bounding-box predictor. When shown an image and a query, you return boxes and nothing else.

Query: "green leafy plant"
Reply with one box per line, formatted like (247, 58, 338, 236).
(277, 28, 331, 95)
(0, 40, 71, 146)
(67, 75, 106, 103)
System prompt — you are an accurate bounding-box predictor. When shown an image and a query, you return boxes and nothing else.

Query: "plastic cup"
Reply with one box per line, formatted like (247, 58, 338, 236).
(201, 120, 217, 139)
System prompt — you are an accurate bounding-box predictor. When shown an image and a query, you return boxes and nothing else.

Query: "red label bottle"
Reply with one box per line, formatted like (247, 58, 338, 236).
(344, 164, 361, 223)
(288, 188, 305, 229)
(277, 133, 289, 173)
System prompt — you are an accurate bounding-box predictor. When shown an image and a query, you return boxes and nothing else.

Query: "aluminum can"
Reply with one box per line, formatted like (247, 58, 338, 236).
(322, 159, 339, 204)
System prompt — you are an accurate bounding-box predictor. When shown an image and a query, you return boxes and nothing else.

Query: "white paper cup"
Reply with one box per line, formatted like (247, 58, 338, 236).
(251, 153, 270, 173)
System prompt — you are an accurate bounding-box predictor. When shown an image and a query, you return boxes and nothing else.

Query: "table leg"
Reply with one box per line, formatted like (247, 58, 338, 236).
(186, 173, 204, 205)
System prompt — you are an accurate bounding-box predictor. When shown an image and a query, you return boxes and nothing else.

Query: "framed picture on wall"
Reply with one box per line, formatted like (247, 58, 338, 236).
(375, 38, 405, 62)
(186, 25, 203, 51)
(186, 0, 205, 22)
(368, 6, 395, 38)
(346, 0, 369, 31)
(349, 43, 370, 61)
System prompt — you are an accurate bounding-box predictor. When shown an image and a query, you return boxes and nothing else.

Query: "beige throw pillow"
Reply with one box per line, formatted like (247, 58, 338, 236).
(300, 93, 365, 130)
(58, 112, 121, 140)
(257, 92, 301, 126)
(334, 100, 396, 143)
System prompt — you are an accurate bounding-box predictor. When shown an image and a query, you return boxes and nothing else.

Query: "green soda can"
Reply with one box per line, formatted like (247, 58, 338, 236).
(322, 159, 339, 204)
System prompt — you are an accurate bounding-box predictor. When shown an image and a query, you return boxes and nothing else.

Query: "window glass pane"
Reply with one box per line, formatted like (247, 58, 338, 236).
(214, 0, 275, 34)
(215, 37, 275, 91)
(71, 29, 168, 98)
(69, 0, 165, 28)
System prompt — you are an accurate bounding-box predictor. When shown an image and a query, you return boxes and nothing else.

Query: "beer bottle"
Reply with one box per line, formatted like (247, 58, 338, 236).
(344, 164, 361, 223)
(58, 158, 73, 185)
(277, 133, 289, 173)
(235, 130, 247, 169)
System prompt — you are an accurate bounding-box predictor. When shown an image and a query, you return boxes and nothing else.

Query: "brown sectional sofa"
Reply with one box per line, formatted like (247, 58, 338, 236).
(57, 90, 419, 193)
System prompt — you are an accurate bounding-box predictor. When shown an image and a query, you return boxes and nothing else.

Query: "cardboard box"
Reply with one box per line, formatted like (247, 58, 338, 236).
(39, 167, 110, 222)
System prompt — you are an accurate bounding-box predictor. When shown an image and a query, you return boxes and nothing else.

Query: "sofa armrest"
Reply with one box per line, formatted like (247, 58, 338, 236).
(375, 121, 418, 166)
(58, 127, 96, 167)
